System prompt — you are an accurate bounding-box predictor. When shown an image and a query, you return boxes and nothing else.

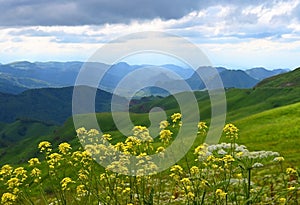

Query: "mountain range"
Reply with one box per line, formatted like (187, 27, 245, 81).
(0, 61, 289, 95)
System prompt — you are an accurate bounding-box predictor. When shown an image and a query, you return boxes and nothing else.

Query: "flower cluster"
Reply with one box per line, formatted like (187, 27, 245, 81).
(0, 117, 299, 204)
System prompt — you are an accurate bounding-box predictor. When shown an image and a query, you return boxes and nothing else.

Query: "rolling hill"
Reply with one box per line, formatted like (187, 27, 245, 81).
(0, 119, 58, 164)
(0, 86, 127, 124)
(2, 99, 299, 165)
(256, 67, 300, 88)
(233, 102, 300, 165)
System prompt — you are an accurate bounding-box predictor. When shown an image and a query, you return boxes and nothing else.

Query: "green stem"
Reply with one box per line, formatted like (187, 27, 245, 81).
(246, 168, 251, 205)
(200, 191, 206, 205)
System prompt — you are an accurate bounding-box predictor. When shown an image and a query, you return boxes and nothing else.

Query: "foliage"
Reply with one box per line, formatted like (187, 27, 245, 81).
(0, 114, 299, 204)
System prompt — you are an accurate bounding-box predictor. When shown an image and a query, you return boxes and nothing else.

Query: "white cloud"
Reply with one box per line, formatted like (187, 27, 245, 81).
(1, 0, 300, 69)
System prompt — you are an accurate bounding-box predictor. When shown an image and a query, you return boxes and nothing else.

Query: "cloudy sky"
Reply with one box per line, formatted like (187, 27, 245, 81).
(0, 0, 300, 69)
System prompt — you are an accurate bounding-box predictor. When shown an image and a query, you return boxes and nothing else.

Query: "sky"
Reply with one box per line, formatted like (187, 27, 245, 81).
(0, 0, 300, 70)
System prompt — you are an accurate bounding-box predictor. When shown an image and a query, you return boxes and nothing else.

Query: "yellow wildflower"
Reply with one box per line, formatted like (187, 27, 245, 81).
(58, 142, 72, 154)
(13, 167, 27, 182)
(236, 173, 243, 179)
(71, 150, 83, 162)
(223, 123, 238, 139)
(61, 177, 74, 191)
(278, 197, 286, 204)
(0, 165, 13, 178)
(194, 143, 208, 155)
(6, 178, 21, 189)
(132, 126, 152, 142)
(171, 113, 182, 123)
(216, 189, 227, 198)
(30, 168, 41, 177)
(187, 191, 195, 200)
(13, 167, 27, 178)
(170, 165, 183, 174)
(76, 127, 87, 136)
(87, 129, 99, 136)
(28, 158, 40, 167)
(38, 141, 52, 152)
(31, 167, 41, 183)
(1, 192, 17, 205)
(159, 120, 169, 129)
(274, 156, 285, 162)
(286, 168, 297, 175)
(122, 187, 131, 194)
(190, 166, 200, 175)
(180, 177, 191, 185)
(197, 121, 208, 134)
(76, 185, 88, 196)
(288, 186, 295, 191)
(156, 146, 165, 153)
(159, 129, 173, 145)
(102, 134, 112, 141)
(201, 179, 209, 188)
(236, 152, 243, 157)
(47, 153, 62, 169)
(78, 169, 89, 181)
(222, 155, 235, 162)
(12, 188, 19, 194)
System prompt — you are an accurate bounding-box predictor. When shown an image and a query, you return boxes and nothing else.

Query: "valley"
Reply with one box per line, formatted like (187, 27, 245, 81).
(0, 65, 299, 166)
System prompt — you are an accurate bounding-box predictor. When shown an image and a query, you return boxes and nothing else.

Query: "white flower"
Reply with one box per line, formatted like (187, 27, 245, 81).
(217, 149, 227, 155)
(252, 162, 264, 168)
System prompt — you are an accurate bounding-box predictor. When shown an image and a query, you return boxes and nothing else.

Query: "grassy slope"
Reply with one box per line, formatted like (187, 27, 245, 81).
(131, 87, 300, 122)
(0, 120, 58, 164)
(1, 84, 300, 166)
(233, 102, 300, 166)
(0, 86, 127, 124)
(256, 67, 300, 88)
(48, 101, 300, 165)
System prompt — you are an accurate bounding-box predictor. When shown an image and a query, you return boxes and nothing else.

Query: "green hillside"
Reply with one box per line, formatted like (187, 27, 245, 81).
(2, 101, 299, 166)
(256, 67, 300, 88)
(1, 66, 300, 165)
(0, 86, 127, 124)
(131, 87, 300, 122)
(0, 119, 58, 164)
(233, 102, 300, 165)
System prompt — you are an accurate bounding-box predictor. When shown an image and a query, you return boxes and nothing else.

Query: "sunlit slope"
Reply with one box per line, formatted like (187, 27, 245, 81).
(256, 67, 300, 88)
(233, 102, 300, 165)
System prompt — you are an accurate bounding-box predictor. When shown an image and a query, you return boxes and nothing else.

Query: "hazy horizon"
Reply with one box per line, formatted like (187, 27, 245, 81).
(1, 1, 300, 70)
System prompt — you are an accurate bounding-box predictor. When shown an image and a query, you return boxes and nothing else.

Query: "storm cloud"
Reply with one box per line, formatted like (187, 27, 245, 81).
(0, 0, 202, 26)
(0, 0, 289, 26)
